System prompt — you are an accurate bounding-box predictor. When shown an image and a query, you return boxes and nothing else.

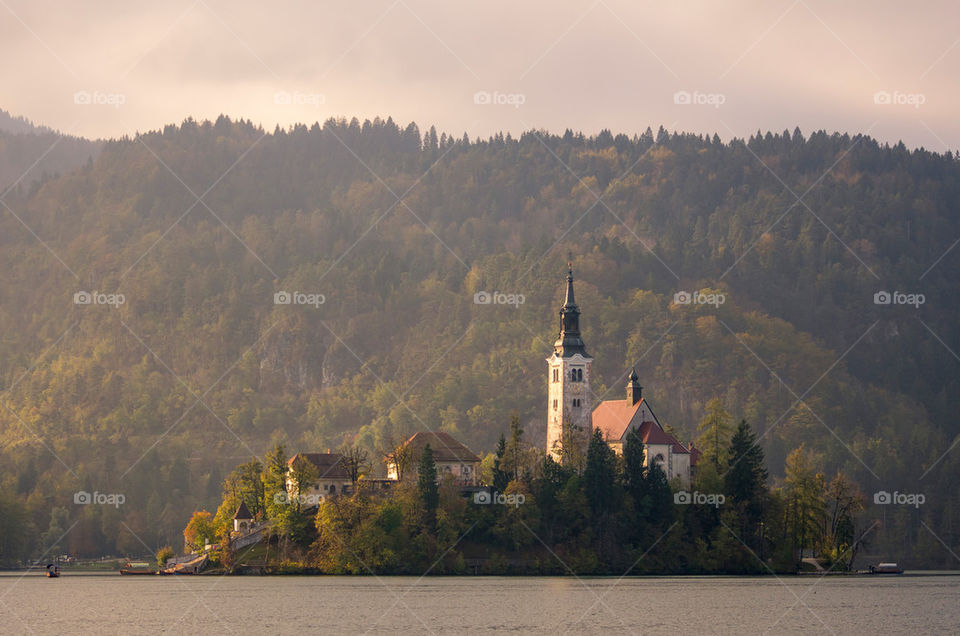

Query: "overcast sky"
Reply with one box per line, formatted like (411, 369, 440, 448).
(2, 1, 957, 149)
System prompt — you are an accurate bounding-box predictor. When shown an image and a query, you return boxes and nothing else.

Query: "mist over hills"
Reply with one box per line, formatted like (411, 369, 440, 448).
(0, 113, 958, 563)
(0, 108, 102, 193)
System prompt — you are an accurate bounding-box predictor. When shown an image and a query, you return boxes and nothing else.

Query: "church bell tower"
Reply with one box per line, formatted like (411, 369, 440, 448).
(546, 266, 593, 463)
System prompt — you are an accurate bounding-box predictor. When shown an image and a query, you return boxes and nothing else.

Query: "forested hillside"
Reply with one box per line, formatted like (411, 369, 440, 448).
(1, 115, 958, 565)
(0, 109, 102, 190)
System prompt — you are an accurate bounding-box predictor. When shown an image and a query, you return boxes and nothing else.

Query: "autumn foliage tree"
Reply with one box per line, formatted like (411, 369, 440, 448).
(183, 511, 216, 552)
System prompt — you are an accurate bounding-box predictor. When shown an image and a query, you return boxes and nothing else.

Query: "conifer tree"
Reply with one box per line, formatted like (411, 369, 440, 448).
(584, 429, 618, 516)
(492, 434, 509, 492)
(697, 398, 734, 471)
(417, 444, 439, 534)
(724, 420, 768, 543)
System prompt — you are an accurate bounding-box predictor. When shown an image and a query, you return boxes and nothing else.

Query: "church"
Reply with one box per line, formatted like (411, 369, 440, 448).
(546, 268, 696, 484)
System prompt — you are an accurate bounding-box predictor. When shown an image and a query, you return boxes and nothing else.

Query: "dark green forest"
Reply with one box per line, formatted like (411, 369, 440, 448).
(0, 115, 958, 568)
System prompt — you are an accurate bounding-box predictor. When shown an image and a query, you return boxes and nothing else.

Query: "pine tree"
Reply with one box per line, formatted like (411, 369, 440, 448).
(584, 429, 618, 516)
(622, 427, 646, 505)
(492, 434, 509, 492)
(505, 414, 525, 482)
(724, 420, 768, 544)
(417, 444, 439, 534)
(644, 461, 674, 531)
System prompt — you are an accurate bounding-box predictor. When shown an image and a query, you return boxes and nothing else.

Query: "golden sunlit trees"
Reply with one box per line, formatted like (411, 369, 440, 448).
(783, 444, 826, 565)
(183, 510, 216, 552)
(697, 397, 734, 471)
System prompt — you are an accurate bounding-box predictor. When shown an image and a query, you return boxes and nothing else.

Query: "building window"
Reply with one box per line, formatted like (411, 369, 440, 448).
(572, 398, 581, 407)
(570, 368, 583, 382)
(553, 399, 558, 410)
(553, 369, 559, 382)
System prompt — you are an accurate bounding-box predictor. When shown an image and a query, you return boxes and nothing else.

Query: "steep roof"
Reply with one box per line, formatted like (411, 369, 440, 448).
(553, 267, 590, 358)
(288, 453, 352, 480)
(592, 398, 645, 441)
(636, 421, 690, 455)
(592, 399, 690, 455)
(233, 501, 252, 520)
(393, 432, 480, 463)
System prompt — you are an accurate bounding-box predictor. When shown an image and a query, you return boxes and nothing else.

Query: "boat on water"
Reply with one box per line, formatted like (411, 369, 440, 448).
(869, 562, 904, 574)
(119, 562, 156, 575)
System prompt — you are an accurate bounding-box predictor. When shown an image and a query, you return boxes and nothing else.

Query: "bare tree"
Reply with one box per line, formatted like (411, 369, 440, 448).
(340, 444, 371, 483)
(383, 436, 413, 481)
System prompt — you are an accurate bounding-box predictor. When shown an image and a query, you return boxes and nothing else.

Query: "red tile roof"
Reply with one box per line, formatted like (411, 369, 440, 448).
(592, 398, 644, 441)
(288, 453, 352, 480)
(592, 400, 690, 455)
(394, 432, 480, 463)
(636, 420, 671, 445)
(637, 421, 690, 454)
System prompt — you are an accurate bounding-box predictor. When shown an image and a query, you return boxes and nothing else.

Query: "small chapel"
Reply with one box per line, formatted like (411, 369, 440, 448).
(546, 267, 696, 483)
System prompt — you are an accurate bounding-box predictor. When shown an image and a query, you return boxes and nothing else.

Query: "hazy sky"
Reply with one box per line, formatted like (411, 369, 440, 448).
(2, 1, 957, 149)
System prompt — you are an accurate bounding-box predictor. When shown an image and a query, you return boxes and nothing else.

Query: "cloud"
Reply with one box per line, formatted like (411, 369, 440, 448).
(0, 0, 956, 149)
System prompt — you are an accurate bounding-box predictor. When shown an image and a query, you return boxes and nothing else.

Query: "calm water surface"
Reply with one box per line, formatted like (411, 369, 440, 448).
(1, 572, 957, 634)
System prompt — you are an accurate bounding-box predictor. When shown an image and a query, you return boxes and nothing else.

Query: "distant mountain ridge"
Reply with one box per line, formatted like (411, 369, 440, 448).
(0, 108, 101, 192)
(0, 108, 58, 135)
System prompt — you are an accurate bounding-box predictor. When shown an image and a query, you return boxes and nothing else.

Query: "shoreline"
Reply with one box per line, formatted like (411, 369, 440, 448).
(6, 567, 958, 577)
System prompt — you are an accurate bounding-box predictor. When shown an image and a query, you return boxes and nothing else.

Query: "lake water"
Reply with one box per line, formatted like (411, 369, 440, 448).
(1, 572, 957, 634)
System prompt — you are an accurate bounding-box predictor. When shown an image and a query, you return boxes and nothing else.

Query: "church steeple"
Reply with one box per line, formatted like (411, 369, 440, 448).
(626, 368, 642, 405)
(554, 264, 587, 357)
(546, 264, 593, 464)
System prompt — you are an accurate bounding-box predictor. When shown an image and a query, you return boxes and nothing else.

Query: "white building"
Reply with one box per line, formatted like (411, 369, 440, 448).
(286, 453, 353, 503)
(592, 369, 693, 483)
(545, 268, 696, 483)
(386, 431, 480, 485)
(546, 267, 593, 463)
